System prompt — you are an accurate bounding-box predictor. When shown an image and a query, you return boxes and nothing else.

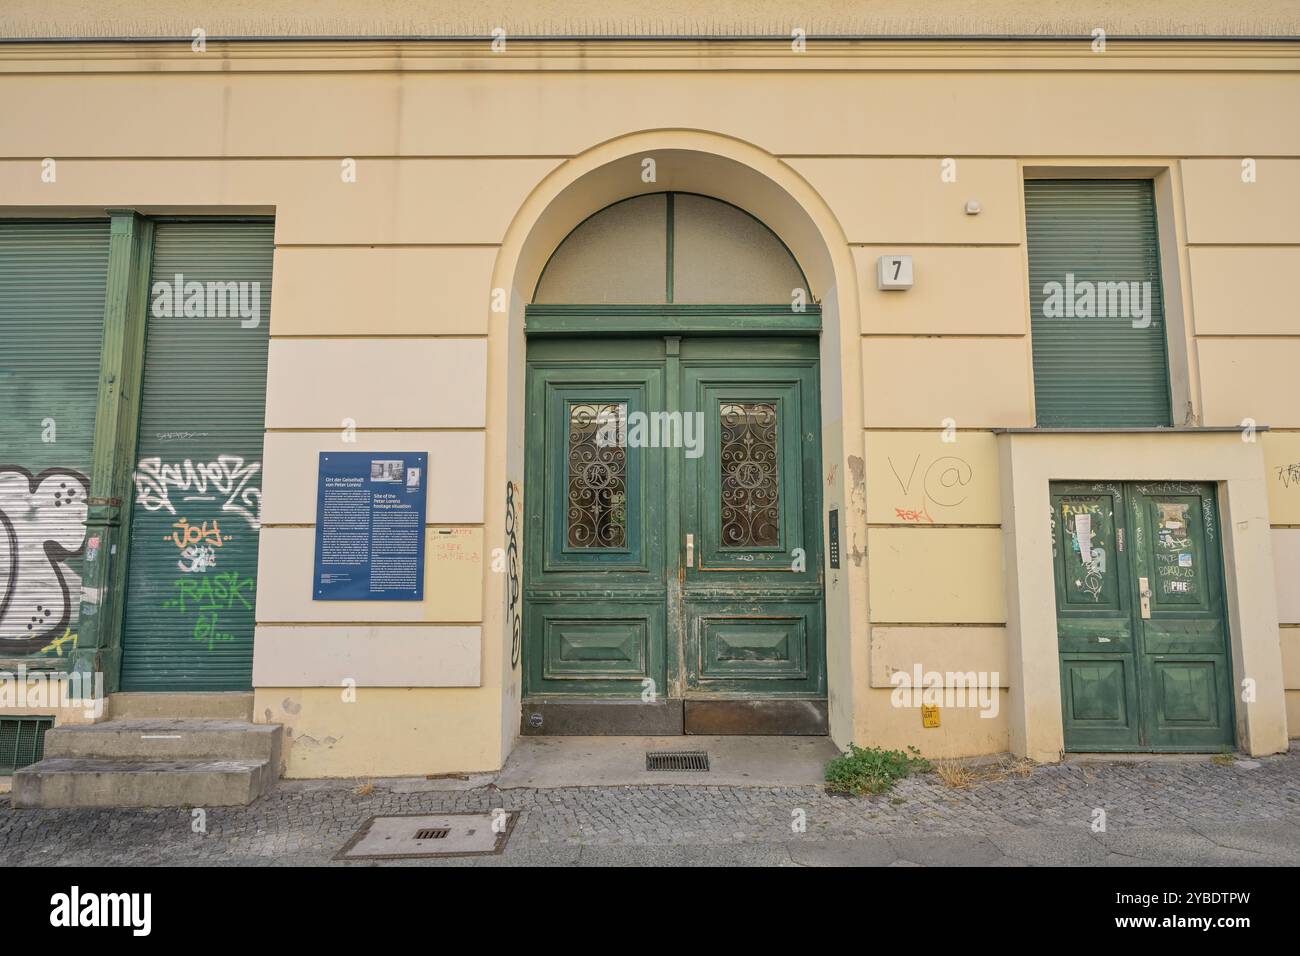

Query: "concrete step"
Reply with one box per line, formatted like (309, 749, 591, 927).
(11, 757, 274, 808)
(107, 692, 253, 720)
(43, 719, 282, 765)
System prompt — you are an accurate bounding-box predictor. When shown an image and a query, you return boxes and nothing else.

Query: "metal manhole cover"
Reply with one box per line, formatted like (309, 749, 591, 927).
(335, 812, 517, 860)
(646, 751, 709, 772)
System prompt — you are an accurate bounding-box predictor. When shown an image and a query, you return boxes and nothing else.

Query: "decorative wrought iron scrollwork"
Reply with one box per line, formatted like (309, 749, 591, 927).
(566, 402, 627, 549)
(720, 401, 779, 548)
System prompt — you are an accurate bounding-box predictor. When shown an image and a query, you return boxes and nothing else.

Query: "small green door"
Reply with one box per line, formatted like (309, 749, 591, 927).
(523, 337, 826, 722)
(1053, 481, 1234, 751)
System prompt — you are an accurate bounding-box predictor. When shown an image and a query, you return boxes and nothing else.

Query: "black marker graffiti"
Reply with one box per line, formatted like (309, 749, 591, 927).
(505, 481, 521, 669)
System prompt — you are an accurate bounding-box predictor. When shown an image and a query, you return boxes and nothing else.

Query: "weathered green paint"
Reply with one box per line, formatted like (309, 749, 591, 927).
(1053, 480, 1234, 751)
(525, 304, 822, 337)
(74, 211, 154, 690)
(1025, 180, 1173, 427)
(118, 220, 274, 692)
(523, 336, 826, 704)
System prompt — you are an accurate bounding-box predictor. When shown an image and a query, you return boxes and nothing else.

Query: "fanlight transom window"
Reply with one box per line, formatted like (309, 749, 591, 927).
(533, 192, 808, 305)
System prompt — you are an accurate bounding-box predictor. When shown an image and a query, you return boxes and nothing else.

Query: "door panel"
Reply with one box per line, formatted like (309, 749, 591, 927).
(1053, 480, 1234, 752)
(681, 356, 824, 697)
(524, 361, 666, 697)
(1128, 483, 1234, 750)
(1052, 483, 1140, 748)
(528, 600, 666, 693)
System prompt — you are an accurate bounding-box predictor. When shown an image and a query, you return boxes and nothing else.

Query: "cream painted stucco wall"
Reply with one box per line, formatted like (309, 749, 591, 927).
(1, 24, 1296, 771)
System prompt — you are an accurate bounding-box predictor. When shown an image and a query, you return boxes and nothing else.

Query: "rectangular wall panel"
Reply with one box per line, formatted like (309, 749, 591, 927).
(1181, 158, 1300, 245)
(271, 246, 496, 336)
(790, 158, 1022, 244)
(869, 626, 1010, 688)
(863, 430, 1001, 525)
(861, 338, 1033, 428)
(265, 338, 487, 429)
(252, 624, 481, 687)
(856, 245, 1028, 335)
(866, 527, 1007, 624)
(1197, 339, 1300, 428)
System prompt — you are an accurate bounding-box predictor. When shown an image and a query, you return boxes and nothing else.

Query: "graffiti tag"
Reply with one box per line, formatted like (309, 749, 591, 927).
(162, 571, 255, 651)
(134, 455, 262, 529)
(0, 466, 90, 652)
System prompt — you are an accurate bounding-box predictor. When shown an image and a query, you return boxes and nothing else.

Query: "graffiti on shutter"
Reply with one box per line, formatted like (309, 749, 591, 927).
(0, 467, 90, 655)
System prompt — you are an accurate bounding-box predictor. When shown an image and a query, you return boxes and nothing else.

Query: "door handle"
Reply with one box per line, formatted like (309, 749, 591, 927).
(685, 533, 694, 567)
(1139, 576, 1152, 619)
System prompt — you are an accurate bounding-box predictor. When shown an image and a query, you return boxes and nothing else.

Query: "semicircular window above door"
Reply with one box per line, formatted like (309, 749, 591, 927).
(532, 192, 809, 305)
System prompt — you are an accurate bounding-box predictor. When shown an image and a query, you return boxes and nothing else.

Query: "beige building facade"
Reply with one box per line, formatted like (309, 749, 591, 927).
(0, 2, 1296, 779)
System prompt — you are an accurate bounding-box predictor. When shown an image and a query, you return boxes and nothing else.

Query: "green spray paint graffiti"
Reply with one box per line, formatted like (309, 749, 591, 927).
(162, 571, 255, 650)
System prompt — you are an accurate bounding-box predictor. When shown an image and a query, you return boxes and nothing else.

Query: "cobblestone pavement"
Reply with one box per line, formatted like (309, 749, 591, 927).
(2, 751, 1297, 866)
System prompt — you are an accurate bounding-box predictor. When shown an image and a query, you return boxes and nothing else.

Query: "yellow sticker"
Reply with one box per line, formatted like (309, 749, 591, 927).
(922, 705, 941, 728)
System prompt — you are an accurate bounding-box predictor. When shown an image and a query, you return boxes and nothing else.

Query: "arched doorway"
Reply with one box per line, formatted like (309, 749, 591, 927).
(521, 192, 828, 735)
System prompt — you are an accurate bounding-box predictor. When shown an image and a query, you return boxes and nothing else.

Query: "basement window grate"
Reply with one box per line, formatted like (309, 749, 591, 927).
(0, 717, 53, 775)
(646, 751, 709, 772)
(413, 828, 450, 841)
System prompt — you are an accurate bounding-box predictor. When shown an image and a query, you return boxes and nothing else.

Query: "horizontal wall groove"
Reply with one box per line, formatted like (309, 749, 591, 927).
(269, 333, 490, 340)
(274, 242, 503, 249)
(848, 241, 1024, 248)
(259, 522, 486, 528)
(867, 523, 1003, 529)
(1186, 242, 1300, 248)
(868, 621, 1008, 628)
(263, 426, 487, 433)
(858, 333, 1026, 338)
(257, 621, 484, 627)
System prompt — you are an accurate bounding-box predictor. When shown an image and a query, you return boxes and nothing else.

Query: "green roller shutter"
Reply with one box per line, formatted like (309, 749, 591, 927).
(0, 221, 109, 657)
(119, 221, 273, 691)
(1025, 180, 1172, 427)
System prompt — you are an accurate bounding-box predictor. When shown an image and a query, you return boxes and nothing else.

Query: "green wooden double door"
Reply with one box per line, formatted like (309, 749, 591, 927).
(523, 337, 826, 731)
(1052, 481, 1235, 752)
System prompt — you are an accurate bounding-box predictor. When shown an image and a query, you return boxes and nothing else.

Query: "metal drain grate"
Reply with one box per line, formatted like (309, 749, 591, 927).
(646, 750, 709, 772)
(336, 813, 516, 860)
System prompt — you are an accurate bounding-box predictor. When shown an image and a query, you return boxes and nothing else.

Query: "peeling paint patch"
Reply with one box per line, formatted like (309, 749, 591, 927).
(847, 455, 867, 566)
(847, 455, 865, 492)
(281, 697, 302, 715)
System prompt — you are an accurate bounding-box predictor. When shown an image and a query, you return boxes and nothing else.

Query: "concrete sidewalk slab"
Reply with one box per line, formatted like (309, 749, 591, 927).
(495, 735, 841, 788)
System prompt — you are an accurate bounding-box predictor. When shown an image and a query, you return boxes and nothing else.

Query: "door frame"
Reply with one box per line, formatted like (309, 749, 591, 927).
(520, 310, 827, 734)
(997, 429, 1289, 762)
(1051, 480, 1236, 752)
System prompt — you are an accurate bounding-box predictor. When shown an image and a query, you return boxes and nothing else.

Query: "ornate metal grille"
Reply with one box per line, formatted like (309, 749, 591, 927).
(567, 402, 627, 548)
(719, 401, 780, 548)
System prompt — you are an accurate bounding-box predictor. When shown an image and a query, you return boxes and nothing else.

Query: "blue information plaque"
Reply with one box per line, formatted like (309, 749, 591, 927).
(312, 451, 428, 601)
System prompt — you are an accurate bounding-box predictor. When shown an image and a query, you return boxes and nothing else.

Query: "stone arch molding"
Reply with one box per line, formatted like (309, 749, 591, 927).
(493, 129, 856, 313)
(485, 130, 867, 752)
